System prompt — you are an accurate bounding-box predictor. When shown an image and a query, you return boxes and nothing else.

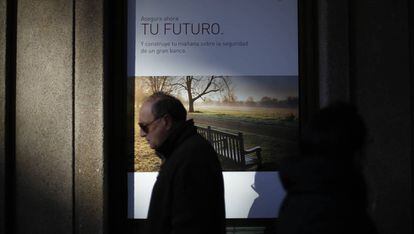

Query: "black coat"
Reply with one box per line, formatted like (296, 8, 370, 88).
(147, 120, 226, 234)
(277, 156, 377, 234)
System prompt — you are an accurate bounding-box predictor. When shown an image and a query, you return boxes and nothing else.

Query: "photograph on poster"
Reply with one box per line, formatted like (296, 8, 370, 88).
(134, 75, 298, 172)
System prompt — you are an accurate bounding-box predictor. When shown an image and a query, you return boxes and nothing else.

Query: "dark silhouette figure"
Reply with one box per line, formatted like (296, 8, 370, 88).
(277, 102, 377, 234)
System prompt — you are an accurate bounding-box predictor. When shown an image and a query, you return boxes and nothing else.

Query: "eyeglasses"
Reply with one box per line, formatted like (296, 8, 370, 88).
(138, 116, 163, 133)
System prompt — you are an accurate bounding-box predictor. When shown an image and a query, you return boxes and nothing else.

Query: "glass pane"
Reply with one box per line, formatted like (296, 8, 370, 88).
(128, 0, 298, 231)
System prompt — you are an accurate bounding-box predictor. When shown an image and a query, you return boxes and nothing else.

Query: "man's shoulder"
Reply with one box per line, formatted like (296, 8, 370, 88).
(172, 133, 217, 162)
(178, 132, 213, 150)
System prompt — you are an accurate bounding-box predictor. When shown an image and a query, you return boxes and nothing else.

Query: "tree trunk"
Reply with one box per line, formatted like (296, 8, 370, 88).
(188, 99, 194, 113)
(186, 76, 195, 112)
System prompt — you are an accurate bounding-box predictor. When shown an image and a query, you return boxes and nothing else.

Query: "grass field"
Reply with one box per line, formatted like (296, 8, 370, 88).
(134, 105, 298, 172)
(190, 105, 298, 126)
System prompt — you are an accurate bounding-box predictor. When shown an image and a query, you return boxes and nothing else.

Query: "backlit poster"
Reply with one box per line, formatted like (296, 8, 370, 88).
(128, 0, 298, 219)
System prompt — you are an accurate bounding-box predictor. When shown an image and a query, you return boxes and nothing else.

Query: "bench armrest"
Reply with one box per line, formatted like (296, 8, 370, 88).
(244, 146, 261, 154)
(244, 146, 262, 166)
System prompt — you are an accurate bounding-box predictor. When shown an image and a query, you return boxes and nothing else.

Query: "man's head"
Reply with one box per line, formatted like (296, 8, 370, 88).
(139, 92, 187, 149)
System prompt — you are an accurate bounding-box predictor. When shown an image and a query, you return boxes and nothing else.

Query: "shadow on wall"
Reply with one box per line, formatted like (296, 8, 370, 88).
(14, 167, 73, 233)
(248, 172, 285, 218)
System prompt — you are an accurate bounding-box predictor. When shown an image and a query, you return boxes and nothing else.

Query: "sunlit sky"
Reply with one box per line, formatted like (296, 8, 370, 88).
(205, 76, 298, 101)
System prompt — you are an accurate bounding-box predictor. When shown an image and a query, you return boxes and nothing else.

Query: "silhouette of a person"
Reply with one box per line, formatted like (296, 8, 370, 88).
(277, 102, 377, 234)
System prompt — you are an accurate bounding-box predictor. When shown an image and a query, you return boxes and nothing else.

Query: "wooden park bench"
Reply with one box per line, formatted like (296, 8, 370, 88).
(196, 125, 262, 169)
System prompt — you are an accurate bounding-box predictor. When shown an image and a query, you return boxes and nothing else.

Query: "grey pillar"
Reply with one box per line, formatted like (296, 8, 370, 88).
(317, 0, 351, 107)
(0, 0, 6, 233)
(13, 0, 106, 233)
(74, 0, 105, 233)
(15, 0, 73, 233)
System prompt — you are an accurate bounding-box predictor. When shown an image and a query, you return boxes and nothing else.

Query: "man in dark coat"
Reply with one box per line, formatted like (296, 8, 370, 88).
(139, 92, 226, 234)
(277, 102, 377, 234)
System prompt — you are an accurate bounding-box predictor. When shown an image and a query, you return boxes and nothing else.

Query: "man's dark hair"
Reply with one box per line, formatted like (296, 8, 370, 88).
(301, 102, 367, 157)
(146, 92, 187, 122)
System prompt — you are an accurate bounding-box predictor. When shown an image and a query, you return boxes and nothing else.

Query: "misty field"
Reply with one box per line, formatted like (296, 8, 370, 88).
(190, 105, 298, 125)
(134, 105, 298, 171)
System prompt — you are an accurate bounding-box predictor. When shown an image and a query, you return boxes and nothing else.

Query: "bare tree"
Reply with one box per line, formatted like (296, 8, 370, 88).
(143, 76, 178, 94)
(135, 77, 147, 106)
(221, 78, 237, 104)
(175, 76, 232, 112)
(245, 96, 256, 106)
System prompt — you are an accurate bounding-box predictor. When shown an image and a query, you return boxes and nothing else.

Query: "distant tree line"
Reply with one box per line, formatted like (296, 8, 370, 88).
(203, 96, 299, 108)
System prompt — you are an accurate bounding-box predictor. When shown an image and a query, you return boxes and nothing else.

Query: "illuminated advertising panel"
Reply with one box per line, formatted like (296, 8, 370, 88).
(128, 0, 298, 219)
